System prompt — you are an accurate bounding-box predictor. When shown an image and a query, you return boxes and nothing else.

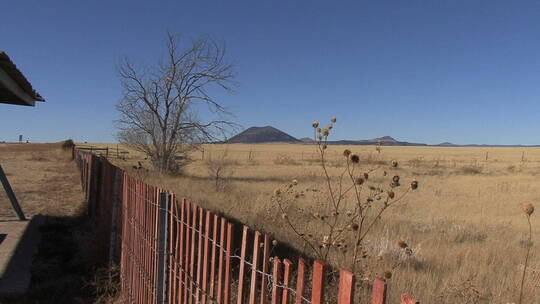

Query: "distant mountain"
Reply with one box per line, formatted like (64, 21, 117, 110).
(227, 126, 301, 143)
(324, 135, 427, 146)
(437, 142, 458, 146)
(300, 137, 315, 143)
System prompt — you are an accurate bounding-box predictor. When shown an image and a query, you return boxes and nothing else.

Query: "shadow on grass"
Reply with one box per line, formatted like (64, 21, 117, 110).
(1, 213, 117, 304)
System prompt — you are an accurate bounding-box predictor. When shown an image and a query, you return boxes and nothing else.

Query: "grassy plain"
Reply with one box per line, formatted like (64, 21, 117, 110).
(96, 142, 540, 303)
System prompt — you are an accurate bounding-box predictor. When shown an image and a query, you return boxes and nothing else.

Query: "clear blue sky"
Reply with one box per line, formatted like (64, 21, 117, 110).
(2, 1, 540, 145)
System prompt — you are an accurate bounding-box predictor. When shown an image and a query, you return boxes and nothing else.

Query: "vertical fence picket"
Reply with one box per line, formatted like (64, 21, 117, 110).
(295, 258, 306, 304)
(223, 223, 233, 304)
(281, 259, 292, 304)
(337, 270, 354, 304)
(260, 233, 270, 304)
(217, 218, 226, 303)
(178, 199, 186, 303)
(196, 208, 204, 302)
(202, 210, 211, 304)
(371, 278, 387, 304)
(237, 226, 249, 304)
(183, 202, 192, 304)
(209, 214, 218, 300)
(271, 258, 282, 304)
(311, 260, 325, 304)
(249, 231, 261, 304)
(189, 204, 198, 304)
(156, 192, 169, 304)
(168, 194, 176, 304)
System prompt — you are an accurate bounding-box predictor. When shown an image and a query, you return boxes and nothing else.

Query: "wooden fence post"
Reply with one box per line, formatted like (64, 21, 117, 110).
(311, 260, 325, 304)
(223, 222, 234, 304)
(156, 192, 169, 304)
(295, 258, 306, 304)
(271, 258, 282, 304)
(281, 259, 292, 304)
(249, 231, 261, 304)
(371, 278, 387, 304)
(260, 233, 271, 304)
(237, 226, 249, 304)
(108, 166, 122, 267)
(338, 270, 355, 304)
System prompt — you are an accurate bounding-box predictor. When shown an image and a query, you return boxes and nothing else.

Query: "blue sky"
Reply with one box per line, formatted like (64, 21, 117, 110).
(2, 1, 540, 145)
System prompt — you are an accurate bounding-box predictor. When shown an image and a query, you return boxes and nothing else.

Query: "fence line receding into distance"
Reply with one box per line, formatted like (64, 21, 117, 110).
(72, 146, 420, 304)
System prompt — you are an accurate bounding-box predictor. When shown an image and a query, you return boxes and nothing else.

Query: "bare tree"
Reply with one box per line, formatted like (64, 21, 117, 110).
(116, 32, 237, 173)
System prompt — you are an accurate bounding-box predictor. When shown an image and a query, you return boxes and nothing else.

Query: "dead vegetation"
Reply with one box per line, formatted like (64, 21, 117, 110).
(92, 140, 540, 303)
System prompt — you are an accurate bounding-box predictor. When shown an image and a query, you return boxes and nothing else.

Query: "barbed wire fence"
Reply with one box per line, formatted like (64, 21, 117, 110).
(72, 146, 420, 304)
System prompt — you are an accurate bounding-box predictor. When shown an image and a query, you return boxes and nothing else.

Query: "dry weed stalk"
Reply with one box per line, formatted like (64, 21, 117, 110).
(519, 203, 534, 304)
(204, 148, 235, 191)
(272, 117, 418, 274)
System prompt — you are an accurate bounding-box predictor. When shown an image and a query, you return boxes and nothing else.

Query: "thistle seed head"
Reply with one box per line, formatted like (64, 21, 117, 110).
(387, 191, 395, 199)
(327, 124, 333, 130)
(391, 160, 398, 168)
(384, 271, 392, 279)
(316, 128, 322, 133)
(312, 121, 319, 128)
(350, 154, 360, 164)
(322, 128, 329, 136)
(411, 180, 419, 190)
(355, 177, 364, 185)
(343, 149, 351, 157)
(272, 240, 278, 246)
(351, 223, 359, 231)
(523, 203, 535, 216)
(363, 173, 369, 180)
(281, 213, 288, 219)
(331, 117, 337, 123)
(292, 179, 298, 185)
(398, 240, 408, 248)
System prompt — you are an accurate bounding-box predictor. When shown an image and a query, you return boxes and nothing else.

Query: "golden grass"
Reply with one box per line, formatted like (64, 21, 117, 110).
(92, 143, 540, 303)
(0, 143, 85, 218)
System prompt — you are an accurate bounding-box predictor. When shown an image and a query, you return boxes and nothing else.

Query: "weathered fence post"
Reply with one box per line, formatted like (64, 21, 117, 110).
(156, 192, 169, 304)
(0, 165, 26, 220)
(338, 270, 354, 304)
(311, 260, 325, 304)
(371, 278, 387, 304)
(108, 166, 122, 267)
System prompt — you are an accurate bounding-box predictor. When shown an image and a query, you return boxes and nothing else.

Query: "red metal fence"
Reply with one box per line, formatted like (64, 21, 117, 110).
(73, 147, 420, 304)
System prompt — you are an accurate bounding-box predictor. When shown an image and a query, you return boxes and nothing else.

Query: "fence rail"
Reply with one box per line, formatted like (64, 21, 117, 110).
(72, 146, 420, 304)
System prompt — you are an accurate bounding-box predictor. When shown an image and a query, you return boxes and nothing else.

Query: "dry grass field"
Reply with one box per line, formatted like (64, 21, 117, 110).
(0, 143, 84, 218)
(94, 142, 540, 303)
(0, 143, 119, 303)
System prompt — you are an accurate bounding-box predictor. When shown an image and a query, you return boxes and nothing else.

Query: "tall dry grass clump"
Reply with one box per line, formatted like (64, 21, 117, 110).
(204, 148, 235, 191)
(272, 117, 419, 283)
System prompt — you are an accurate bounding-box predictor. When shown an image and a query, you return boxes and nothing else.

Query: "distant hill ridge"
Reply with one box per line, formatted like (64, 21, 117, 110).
(226, 126, 540, 146)
(227, 126, 300, 143)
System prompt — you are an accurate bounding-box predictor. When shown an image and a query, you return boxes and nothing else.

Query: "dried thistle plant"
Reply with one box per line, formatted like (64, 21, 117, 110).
(519, 203, 534, 304)
(271, 117, 419, 274)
